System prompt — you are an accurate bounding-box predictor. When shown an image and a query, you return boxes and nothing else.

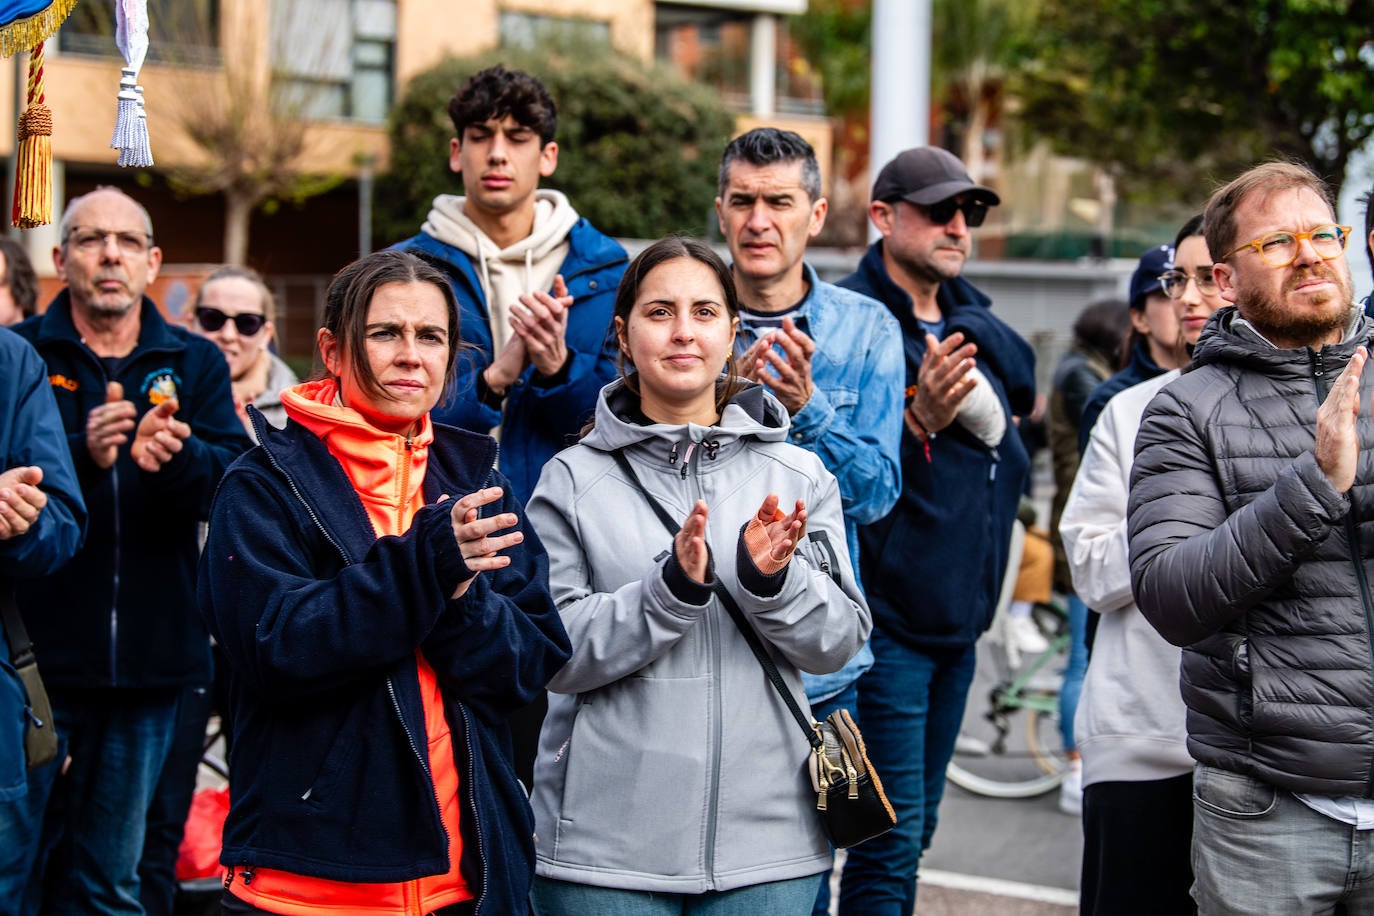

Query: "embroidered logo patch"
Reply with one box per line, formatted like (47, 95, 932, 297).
(142, 369, 181, 406)
(49, 374, 78, 392)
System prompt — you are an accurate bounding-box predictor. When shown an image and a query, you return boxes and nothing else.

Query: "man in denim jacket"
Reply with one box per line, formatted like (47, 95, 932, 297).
(716, 126, 903, 916)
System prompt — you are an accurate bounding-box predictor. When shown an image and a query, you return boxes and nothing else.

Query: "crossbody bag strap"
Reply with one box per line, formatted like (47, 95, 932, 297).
(610, 449, 821, 749)
(1, 586, 35, 668)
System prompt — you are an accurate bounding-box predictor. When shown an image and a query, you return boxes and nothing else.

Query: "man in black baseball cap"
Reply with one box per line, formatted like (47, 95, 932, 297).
(834, 147, 1036, 914)
(871, 145, 1001, 211)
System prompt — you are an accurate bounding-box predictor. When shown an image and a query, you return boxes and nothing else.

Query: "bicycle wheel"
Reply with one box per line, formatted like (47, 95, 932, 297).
(946, 691, 1067, 799)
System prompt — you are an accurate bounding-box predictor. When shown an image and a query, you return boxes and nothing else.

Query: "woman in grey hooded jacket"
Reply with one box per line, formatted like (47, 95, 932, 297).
(525, 237, 871, 915)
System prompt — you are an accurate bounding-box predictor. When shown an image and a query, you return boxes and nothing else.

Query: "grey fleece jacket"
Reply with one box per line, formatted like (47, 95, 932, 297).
(1128, 305, 1374, 797)
(525, 378, 870, 893)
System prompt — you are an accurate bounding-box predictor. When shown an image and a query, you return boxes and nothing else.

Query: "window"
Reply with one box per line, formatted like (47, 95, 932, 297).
(655, 7, 823, 116)
(498, 12, 611, 50)
(62, 0, 221, 65)
(271, 0, 396, 124)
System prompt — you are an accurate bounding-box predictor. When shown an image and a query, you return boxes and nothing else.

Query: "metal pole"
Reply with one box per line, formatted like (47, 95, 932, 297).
(750, 13, 777, 120)
(869, 0, 931, 239)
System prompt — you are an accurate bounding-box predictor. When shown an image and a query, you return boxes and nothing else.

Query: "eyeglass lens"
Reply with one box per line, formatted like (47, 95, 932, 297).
(1256, 226, 1347, 266)
(927, 198, 988, 228)
(66, 227, 151, 255)
(1160, 270, 1218, 298)
(196, 306, 266, 336)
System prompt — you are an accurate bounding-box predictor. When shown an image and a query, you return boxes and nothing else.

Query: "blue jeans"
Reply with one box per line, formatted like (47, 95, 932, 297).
(140, 683, 213, 916)
(1191, 764, 1374, 915)
(836, 631, 976, 916)
(807, 681, 859, 916)
(1059, 594, 1089, 751)
(0, 731, 65, 916)
(37, 687, 181, 916)
(531, 874, 824, 916)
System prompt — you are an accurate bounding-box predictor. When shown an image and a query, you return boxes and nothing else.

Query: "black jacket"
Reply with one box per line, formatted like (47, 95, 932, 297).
(199, 410, 570, 908)
(1129, 307, 1374, 796)
(839, 242, 1036, 649)
(13, 293, 251, 688)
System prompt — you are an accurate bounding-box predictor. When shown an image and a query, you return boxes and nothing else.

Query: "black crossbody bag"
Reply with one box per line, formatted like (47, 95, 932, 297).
(2, 587, 58, 769)
(610, 450, 895, 848)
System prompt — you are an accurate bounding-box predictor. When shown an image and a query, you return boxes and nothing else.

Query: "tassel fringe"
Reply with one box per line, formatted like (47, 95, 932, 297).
(12, 41, 51, 228)
(0, 0, 78, 59)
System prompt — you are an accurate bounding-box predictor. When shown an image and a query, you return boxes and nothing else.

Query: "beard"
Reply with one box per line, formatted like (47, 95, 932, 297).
(1236, 263, 1354, 349)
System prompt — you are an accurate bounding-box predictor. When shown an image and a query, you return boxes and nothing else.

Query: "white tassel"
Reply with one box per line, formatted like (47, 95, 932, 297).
(110, 66, 138, 153)
(121, 85, 153, 167)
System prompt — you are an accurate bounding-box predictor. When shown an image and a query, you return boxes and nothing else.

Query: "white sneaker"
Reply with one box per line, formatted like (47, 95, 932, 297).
(1059, 758, 1083, 816)
(1007, 613, 1050, 654)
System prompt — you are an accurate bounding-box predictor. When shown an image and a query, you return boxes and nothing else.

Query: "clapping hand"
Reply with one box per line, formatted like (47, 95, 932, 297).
(130, 399, 192, 472)
(674, 499, 711, 584)
(445, 487, 524, 599)
(0, 466, 47, 539)
(742, 494, 806, 575)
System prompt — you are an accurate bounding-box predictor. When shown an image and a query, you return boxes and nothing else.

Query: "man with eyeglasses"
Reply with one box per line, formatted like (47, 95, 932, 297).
(1128, 161, 1374, 914)
(834, 146, 1036, 915)
(11, 187, 250, 914)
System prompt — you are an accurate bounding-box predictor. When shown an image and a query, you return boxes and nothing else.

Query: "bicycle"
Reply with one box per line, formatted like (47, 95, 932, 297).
(946, 599, 1070, 798)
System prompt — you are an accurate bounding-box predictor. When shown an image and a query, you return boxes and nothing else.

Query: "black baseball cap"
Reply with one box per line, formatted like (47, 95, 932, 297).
(872, 146, 1001, 207)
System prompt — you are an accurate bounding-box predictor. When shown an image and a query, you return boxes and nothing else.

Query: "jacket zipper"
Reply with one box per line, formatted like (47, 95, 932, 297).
(1315, 350, 1374, 797)
(683, 441, 723, 888)
(459, 705, 489, 915)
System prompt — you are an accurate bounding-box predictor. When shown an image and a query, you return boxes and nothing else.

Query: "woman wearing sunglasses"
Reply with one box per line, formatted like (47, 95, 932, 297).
(189, 266, 299, 437)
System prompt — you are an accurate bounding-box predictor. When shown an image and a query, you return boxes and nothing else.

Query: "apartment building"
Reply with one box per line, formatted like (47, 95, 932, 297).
(4, 0, 825, 356)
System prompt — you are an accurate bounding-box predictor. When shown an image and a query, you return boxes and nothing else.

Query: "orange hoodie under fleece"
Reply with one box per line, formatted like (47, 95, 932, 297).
(228, 378, 471, 916)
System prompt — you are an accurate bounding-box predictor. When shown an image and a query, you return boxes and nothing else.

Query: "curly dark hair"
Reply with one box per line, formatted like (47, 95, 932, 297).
(447, 64, 557, 145)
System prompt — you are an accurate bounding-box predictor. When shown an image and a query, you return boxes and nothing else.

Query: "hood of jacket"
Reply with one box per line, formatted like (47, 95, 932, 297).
(578, 376, 791, 460)
(1188, 304, 1373, 379)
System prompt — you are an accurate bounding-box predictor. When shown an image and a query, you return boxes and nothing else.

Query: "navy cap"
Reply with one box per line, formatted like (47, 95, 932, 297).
(872, 146, 1000, 207)
(1129, 244, 1174, 310)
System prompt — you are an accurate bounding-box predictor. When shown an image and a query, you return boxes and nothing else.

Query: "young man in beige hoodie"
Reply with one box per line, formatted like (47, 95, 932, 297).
(398, 65, 628, 508)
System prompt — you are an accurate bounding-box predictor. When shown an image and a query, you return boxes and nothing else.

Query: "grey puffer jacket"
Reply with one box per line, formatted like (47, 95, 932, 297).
(526, 378, 870, 893)
(1128, 306, 1374, 797)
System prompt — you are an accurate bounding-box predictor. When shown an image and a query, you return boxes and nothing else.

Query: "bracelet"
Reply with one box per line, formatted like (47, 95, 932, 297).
(906, 405, 936, 442)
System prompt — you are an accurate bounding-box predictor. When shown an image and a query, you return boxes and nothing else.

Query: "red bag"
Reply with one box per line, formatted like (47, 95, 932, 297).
(175, 787, 230, 881)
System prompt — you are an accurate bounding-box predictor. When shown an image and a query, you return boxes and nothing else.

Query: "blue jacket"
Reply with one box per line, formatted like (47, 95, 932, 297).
(735, 263, 903, 701)
(13, 293, 251, 688)
(199, 411, 570, 909)
(840, 242, 1035, 649)
(1077, 340, 1168, 455)
(397, 221, 628, 503)
(0, 328, 85, 802)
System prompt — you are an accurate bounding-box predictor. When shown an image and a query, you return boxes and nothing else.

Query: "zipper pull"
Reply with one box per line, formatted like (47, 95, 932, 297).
(668, 442, 679, 466)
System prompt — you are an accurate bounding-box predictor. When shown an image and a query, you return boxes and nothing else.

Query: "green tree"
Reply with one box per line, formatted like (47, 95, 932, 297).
(1016, 0, 1374, 204)
(376, 42, 735, 243)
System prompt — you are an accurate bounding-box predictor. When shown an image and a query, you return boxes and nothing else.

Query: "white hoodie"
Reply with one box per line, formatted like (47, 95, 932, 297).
(1060, 369, 1193, 788)
(422, 189, 580, 354)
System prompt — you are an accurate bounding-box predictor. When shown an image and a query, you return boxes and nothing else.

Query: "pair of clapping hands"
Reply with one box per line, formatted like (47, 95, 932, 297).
(85, 381, 191, 473)
(483, 275, 573, 393)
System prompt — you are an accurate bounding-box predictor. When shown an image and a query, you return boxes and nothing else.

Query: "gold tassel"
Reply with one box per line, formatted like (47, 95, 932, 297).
(12, 42, 51, 229)
(0, 0, 79, 60)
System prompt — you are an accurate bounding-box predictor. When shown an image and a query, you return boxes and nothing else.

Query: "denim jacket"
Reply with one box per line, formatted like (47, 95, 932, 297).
(735, 264, 903, 702)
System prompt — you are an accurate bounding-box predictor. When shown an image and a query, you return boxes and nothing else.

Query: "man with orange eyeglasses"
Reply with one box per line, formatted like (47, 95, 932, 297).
(1129, 161, 1374, 915)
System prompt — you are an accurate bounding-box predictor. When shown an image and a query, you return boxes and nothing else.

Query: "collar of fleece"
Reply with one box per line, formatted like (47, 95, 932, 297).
(281, 378, 434, 536)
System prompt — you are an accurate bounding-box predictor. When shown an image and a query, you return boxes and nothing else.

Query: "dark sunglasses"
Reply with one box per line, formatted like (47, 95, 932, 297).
(924, 197, 989, 228)
(195, 306, 267, 336)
